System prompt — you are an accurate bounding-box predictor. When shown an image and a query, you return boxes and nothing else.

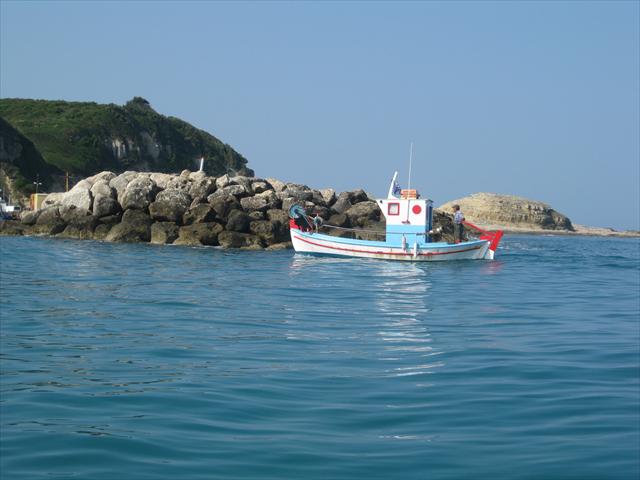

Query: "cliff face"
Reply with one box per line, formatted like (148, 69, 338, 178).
(438, 192, 574, 231)
(0, 117, 63, 204)
(0, 97, 253, 202)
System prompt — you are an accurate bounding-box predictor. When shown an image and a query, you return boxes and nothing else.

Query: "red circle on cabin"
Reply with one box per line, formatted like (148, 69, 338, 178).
(412, 205, 422, 215)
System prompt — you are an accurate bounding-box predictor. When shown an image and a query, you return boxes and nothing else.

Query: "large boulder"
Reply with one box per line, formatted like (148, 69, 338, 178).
(250, 219, 290, 245)
(120, 176, 158, 211)
(189, 176, 217, 203)
(105, 209, 152, 243)
(59, 218, 98, 240)
(151, 222, 180, 244)
(93, 195, 120, 218)
(183, 204, 217, 225)
(87, 171, 116, 184)
(42, 192, 65, 208)
(266, 178, 286, 192)
(209, 184, 249, 199)
(33, 206, 66, 235)
(109, 171, 138, 204)
(62, 181, 93, 211)
(348, 189, 369, 204)
(240, 191, 280, 212)
(251, 180, 272, 194)
(225, 210, 251, 233)
(149, 188, 192, 223)
(174, 222, 224, 246)
(331, 192, 352, 214)
(229, 175, 253, 193)
(208, 194, 241, 221)
(21, 209, 41, 225)
(319, 188, 336, 206)
(344, 201, 380, 227)
(438, 193, 574, 231)
(91, 180, 120, 218)
(150, 172, 175, 190)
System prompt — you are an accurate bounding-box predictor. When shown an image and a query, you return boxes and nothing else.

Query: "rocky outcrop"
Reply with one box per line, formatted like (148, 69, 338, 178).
(438, 193, 574, 231)
(1, 169, 395, 249)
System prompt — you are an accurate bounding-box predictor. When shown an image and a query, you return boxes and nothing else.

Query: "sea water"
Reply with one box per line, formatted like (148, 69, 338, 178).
(0, 235, 638, 479)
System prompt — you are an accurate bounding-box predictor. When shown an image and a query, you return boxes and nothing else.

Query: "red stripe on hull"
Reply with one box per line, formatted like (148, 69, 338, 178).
(294, 233, 484, 257)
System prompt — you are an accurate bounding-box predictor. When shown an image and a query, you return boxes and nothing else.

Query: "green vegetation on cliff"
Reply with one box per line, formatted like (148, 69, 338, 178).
(0, 97, 252, 197)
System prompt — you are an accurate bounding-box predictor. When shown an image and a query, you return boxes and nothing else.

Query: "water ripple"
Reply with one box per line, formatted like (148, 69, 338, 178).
(0, 235, 638, 479)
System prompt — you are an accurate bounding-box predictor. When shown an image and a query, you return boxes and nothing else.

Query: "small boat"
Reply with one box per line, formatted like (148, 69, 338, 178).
(289, 172, 503, 261)
(0, 196, 21, 220)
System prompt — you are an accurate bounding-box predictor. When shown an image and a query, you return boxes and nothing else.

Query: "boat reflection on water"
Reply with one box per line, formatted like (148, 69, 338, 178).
(288, 255, 444, 379)
(372, 261, 444, 379)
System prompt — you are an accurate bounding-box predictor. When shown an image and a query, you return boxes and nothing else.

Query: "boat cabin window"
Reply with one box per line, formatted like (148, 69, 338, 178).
(388, 203, 400, 216)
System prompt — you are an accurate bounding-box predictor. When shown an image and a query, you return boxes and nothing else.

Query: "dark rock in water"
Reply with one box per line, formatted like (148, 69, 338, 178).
(266, 241, 292, 250)
(250, 220, 286, 245)
(151, 222, 180, 244)
(183, 204, 217, 225)
(225, 210, 251, 233)
(59, 223, 96, 240)
(33, 206, 66, 235)
(105, 209, 152, 242)
(217, 231, 262, 249)
(149, 188, 192, 224)
(93, 224, 112, 240)
(98, 213, 122, 225)
(174, 222, 223, 246)
(0, 220, 26, 236)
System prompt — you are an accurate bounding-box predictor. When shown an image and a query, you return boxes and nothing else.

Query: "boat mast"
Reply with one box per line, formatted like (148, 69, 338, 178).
(407, 142, 413, 191)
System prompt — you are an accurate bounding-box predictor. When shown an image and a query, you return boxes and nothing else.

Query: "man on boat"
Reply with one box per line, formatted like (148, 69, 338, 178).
(453, 204, 465, 244)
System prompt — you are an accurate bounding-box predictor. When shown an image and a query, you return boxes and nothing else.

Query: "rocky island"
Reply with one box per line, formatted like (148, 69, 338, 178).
(2, 97, 637, 245)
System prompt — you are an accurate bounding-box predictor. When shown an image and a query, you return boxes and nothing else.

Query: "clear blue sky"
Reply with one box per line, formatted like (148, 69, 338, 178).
(1, 0, 638, 230)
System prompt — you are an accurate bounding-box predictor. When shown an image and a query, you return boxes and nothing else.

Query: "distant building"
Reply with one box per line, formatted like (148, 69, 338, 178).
(30, 193, 49, 211)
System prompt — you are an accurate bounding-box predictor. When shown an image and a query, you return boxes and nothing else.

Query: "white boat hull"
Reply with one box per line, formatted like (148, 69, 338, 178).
(291, 229, 493, 262)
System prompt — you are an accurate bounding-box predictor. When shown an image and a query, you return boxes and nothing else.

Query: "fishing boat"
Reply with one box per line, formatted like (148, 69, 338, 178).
(289, 172, 503, 261)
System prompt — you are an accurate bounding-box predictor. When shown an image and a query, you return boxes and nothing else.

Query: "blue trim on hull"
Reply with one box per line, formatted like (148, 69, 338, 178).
(296, 229, 487, 251)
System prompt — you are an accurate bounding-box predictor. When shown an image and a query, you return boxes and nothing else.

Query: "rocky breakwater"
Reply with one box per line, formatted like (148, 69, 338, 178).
(0, 170, 387, 249)
(438, 193, 573, 232)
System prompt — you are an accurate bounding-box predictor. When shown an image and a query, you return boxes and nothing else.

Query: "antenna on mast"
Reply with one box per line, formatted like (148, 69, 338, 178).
(407, 142, 414, 190)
